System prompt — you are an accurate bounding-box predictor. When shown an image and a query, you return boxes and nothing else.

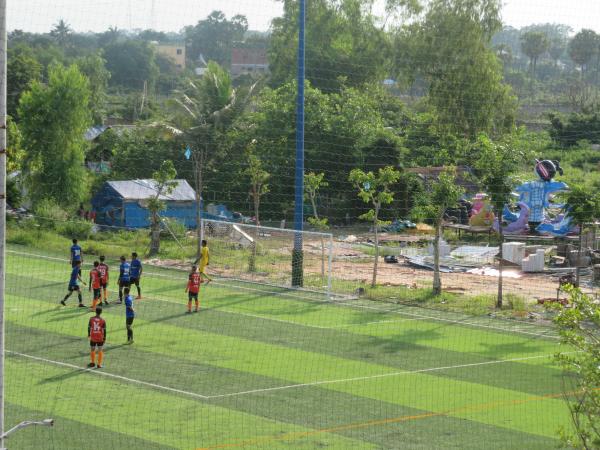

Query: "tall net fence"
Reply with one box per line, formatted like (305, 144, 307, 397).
(6, 0, 600, 448)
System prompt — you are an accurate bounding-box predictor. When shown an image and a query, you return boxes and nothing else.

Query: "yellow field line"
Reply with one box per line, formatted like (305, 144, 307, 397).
(197, 387, 595, 449)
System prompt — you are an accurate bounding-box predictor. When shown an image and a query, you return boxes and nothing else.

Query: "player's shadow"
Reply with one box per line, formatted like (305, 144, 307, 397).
(38, 367, 93, 384)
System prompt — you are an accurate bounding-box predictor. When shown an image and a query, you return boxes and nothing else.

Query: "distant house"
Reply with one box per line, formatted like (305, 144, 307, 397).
(405, 166, 479, 194)
(91, 179, 197, 228)
(154, 43, 186, 71)
(194, 54, 209, 76)
(230, 47, 268, 77)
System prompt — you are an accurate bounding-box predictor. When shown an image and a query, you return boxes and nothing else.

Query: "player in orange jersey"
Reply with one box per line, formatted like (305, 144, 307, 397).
(185, 265, 209, 313)
(89, 261, 102, 310)
(88, 307, 106, 369)
(97, 256, 110, 305)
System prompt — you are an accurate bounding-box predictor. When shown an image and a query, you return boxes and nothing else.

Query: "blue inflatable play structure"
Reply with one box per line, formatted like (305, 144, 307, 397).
(494, 160, 577, 236)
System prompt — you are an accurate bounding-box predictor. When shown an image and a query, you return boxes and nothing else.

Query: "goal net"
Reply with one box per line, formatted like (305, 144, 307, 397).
(199, 218, 335, 300)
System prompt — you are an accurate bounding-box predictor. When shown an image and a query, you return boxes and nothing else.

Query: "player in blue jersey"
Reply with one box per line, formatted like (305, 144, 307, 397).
(70, 239, 83, 267)
(130, 252, 143, 299)
(124, 287, 135, 343)
(61, 260, 86, 307)
(117, 255, 131, 304)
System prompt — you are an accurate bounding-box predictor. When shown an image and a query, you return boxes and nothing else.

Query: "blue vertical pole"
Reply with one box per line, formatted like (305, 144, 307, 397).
(292, 0, 305, 287)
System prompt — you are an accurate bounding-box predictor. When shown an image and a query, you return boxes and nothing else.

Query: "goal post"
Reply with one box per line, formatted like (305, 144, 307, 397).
(199, 218, 334, 299)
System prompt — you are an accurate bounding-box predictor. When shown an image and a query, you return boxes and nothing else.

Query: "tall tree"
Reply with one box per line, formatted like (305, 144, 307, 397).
(270, 0, 419, 92)
(562, 186, 600, 286)
(568, 29, 599, 76)
(474, 134, 522, 308)
(404, 0, 516, 138)
(18, 64, 91, 207)
(148, 160, 178, 256)
(520, 31, 549, 77)
(548, 37, 566, 67)
(50, 19, 72, 47)
(75, 52, 110, 123)
(245, 141, 270, 226)
(305, 171, 330, 278)
(184, 11, 248, 67)
(349, 166, 400, 288)
(552, 287, 600, 449)
(167, 61, 259, 258)
(412, 167, 463, 295)
(7, 44, 42, 118)
(103, 40, 159, 90)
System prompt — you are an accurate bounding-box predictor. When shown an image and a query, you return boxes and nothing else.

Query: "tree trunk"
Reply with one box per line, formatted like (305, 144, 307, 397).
(320, 235, 325, 279)
(149, 213, 160, 256)
(371, 209, 379, 288)
(576, 223, 584, 286)
(194, 150, 204, 261)
(433, 220, 442, 295)
(497, 212, 504, 308)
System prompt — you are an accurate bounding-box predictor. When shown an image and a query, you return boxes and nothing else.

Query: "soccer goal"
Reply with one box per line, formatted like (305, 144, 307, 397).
(199, 218, 336, 300)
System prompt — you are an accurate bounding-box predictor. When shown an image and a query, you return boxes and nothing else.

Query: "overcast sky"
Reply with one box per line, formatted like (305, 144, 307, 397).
(9, 0, 600, 34)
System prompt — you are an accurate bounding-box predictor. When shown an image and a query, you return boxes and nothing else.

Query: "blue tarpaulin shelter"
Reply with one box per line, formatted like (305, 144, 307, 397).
(91, 179, 197, 228)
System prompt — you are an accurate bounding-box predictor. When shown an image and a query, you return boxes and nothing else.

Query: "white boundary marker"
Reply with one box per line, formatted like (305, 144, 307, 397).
(8, 350, 562, 400)
(8, 351, 210, 400)
(7, 249, 560, 339)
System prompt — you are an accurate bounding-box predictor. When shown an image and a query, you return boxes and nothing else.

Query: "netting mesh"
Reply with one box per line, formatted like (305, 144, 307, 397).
(5, 0, 600, 448)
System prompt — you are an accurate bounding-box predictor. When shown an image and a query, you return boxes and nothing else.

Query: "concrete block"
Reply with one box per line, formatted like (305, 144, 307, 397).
(502, 242, 525, 265)
(522, 249, 545, 273)
(428, 240, 451, 257)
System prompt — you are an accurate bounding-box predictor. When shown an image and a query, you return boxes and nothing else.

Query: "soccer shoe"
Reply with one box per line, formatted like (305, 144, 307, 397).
(127, 339, 134, 344)
(103, 301, 109, 305)
(60, 300, 66, 306)
(194, 309, 199, 313)
(186, 310, 192, 314)
(78, 303, 86, 308)
(96, 364, 103, 369)
(87, 362, 95, 368)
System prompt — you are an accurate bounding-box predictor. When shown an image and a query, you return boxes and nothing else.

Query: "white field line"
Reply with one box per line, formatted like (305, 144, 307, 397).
(206, 353, 558, 399)
(8, 350, 210, 400)
(348, 303, 560, 340)
(8, 249, 560, 339)
(8, 350, 563, 401)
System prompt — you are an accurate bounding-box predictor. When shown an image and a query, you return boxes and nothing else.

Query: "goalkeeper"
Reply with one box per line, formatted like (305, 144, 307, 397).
(193, 240, 212, 281)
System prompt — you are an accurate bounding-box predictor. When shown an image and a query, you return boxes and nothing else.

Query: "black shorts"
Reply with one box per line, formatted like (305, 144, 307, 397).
(92, 288, 101, 298)
(126, 317, 135, 326)
(68, 284, 80, 292)
(130, 277, 140, 286)
(188, 292, 198, 301)
(100, 281, 107, 289)
(119, 280, 131, 288)
(90, 340, 104, 349)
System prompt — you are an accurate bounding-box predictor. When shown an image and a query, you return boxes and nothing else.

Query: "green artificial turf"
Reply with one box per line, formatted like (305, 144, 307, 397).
(2, 244, 571, 449)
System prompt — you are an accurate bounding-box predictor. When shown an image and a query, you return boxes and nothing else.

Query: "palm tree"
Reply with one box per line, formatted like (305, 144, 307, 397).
(50, 19, 72, 47)
(161, 61, 261, 258)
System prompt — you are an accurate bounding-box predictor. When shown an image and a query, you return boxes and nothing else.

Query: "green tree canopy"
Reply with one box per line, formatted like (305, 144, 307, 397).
(103, 40, 159, 90)
(568, 29, 599, 74)
(18, 64, 92, 207)
(269, 0, 417, 92)
(184, 11, 248, 67)
(7, 44, 42, 118)
(75, 52, 110, 123)
(520, 31, 549, 76)
(400, 0, 516, 138)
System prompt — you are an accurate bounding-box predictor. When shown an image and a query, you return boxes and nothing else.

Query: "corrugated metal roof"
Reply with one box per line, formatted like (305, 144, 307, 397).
(107, 179, 196, 201)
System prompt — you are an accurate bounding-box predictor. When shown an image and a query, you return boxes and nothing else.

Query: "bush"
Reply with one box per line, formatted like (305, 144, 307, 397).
(57, 219, 94, 240)
(33, 199, 68, 230)
(161, 218, 187, 241)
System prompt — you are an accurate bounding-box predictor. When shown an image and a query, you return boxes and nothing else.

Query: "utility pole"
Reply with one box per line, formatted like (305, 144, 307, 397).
(0, 0, 7, 445)
(291, 0, 305, 287)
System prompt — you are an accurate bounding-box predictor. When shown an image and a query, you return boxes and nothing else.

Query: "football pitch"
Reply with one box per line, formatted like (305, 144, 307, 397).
(4, 245, 571, 449)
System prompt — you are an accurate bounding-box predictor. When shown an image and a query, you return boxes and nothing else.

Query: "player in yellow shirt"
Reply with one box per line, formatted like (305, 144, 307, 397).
(194, 240, 212, 281)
